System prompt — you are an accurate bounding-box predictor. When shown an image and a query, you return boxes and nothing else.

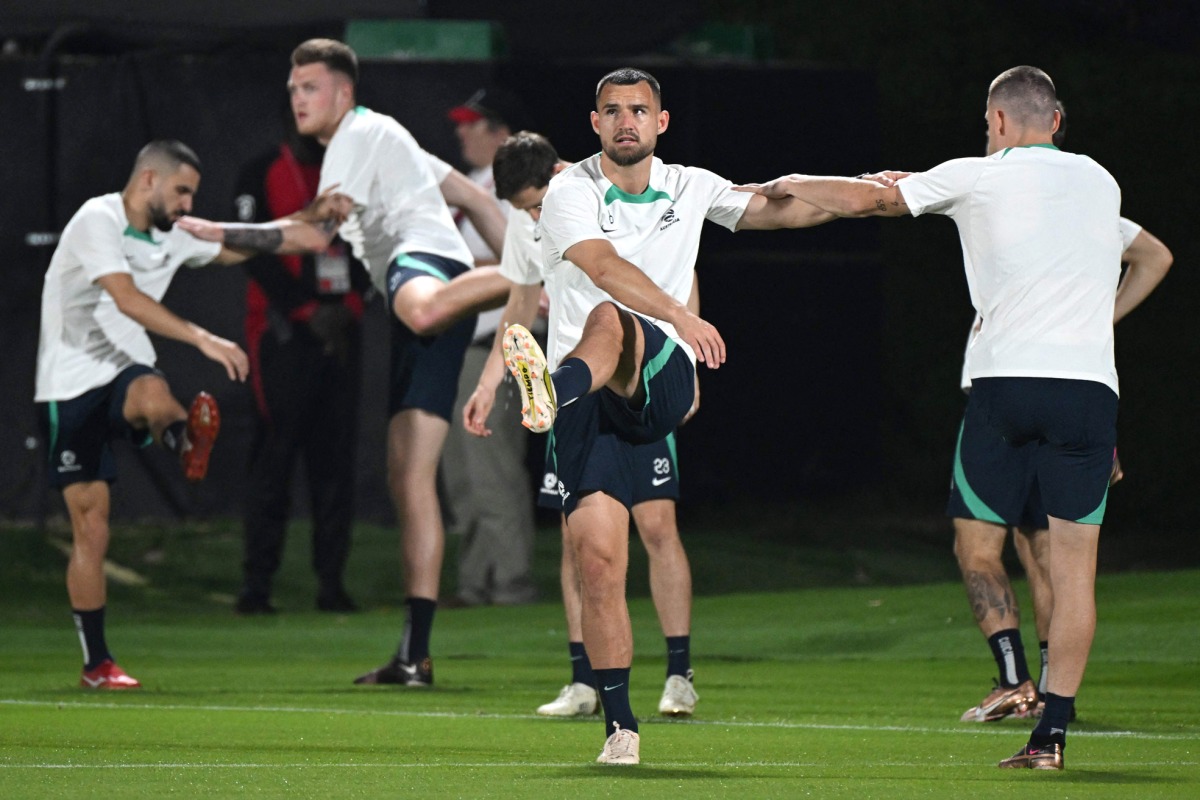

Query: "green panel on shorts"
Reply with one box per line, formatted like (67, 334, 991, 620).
(1077, 487, 1108, 525)
(47, 401, 59, 464)
(665, 431, 679, 478)
(952, 420, 1006, 524)
(395, 254, 450, 282)
(640, 337, 677, 408)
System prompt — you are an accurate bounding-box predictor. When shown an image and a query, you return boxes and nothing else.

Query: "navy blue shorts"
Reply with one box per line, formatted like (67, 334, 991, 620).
(36, 364, 160, 489)
(951, 377, 1117, 525)
(550, 314, 694, 517)
(947, 408, 1049, 530)
(386, 252, 477, 421)
(539, 431, 680, 511)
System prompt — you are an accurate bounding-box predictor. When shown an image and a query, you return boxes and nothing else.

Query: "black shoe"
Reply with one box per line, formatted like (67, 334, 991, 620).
(316, 589, 359, 613)
(353, 656, 433, 687)
(235, 592, 277, 615)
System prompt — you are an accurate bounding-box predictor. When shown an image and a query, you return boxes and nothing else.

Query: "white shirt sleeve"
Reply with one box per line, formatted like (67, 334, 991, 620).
(897, 157, 988, 217)
(539, 180, 605, 263)
(698, 169, 753, 231)
(497, 212, 543, 285)
(424, 150, 454, 184)
(1118, 217, 1143, 252)
(73, 203, 131, 283)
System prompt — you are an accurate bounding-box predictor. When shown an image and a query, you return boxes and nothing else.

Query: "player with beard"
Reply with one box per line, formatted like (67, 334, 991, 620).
(34, 140, 274, 688)
(499, 69, 838, 764)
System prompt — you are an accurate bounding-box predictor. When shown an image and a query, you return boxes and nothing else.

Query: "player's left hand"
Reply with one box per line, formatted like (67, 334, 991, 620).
(176, 216, 225, 243)
(681, 372, 700, 425)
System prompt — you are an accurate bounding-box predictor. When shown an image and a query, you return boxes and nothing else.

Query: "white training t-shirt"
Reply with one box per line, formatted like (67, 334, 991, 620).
(538, 153, 750, 369)
(898, 144, 1123, 394)
(321, 108, 473, 293)
(497, 209, 542, 287)
(35, 193, 221, 401)
(958, 217, 1142, 390)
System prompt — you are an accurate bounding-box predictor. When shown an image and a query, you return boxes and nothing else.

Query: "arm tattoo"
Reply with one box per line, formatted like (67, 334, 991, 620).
(964, 570, 1018, 624)
(874, 198, 887, 212)
(223, 224, 284, 253)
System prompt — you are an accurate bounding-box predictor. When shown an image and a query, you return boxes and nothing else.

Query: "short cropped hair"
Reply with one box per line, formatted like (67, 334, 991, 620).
(595, 67, 662, 107)
(291, 38, 359, 86)
(493, 131, 560, 201)
(1052, 99, 1067, 148)
(131, 140, 201, 180)
(988, 65, 1057, 129)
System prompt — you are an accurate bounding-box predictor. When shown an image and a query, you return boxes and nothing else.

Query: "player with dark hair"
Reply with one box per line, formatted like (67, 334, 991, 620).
(469, 131, 701, 719)
(497, 70, 836, 763)
(36, 139, 256, 688)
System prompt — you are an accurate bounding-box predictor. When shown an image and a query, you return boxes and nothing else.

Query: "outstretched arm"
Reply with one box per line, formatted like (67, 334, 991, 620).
(1114, 228, 1173, 323)
(564, 238, 725, 368)
(439, 169, 508, 261)
(178, 190, 352, 264)
(462, 281, 543, 437)
(737, 173, 912, 218)
(96, 272, 248, 381)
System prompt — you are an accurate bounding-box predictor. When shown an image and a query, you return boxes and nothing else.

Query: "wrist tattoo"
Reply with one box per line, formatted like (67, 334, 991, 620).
(224, 224, 284, 252)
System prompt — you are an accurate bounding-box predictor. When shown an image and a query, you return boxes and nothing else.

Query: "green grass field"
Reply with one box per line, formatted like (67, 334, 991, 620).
(1, 516, 1197, 798)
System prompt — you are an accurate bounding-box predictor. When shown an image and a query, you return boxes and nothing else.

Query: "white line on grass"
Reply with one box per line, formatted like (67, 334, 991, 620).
(1, 760, 1197, 770)
(3, 698, 1197, 742)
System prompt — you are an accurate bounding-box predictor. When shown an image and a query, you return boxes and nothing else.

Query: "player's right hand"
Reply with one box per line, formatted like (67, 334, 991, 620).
(175, 216, 227, 242)
(676, 312, 725, 369)
(197, 331, 249, 382)
(462, 385, 495, 437)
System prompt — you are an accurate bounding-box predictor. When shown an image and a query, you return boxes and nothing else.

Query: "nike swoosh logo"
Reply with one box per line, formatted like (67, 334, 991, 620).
(399, 663, 418, 676)
(81, 675, 105, 687)
(603, 683, 625, 692)
(651, 476, 672, 486)
(600, 227, 616, 233)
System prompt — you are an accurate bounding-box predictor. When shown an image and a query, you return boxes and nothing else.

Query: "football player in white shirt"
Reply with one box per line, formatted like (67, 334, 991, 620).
(951, 102, 1173, 726)
(739, 66, 1145, 771)
(35, 140, 261, 690)
(178, 39, 510, 689)
(465, 131, 703, 721)
(498, 70, 837, 764)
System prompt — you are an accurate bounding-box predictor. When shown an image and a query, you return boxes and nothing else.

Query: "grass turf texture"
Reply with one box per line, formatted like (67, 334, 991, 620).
(1, 517, 1197, 798)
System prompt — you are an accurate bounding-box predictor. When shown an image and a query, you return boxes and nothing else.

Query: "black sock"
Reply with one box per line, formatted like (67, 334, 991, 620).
(160, 420, 187, 456)
(397, 597, 436, 663)
(73, 607, 112, 671)
(594, 667, 638, 736)
(1037, 641, 1049, 696)
(987, 628, 1032, 687)
(551, 358, 592, 408)
(569, 641, 595, 687)
(1031, 692, 1073, 748)
(666, 635, 691, 678)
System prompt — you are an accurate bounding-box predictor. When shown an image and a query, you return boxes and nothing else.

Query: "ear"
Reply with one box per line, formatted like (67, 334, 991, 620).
(1050, 109, 1061, 136)
(995, 108, 1007, 136)
(590, 110, 600, 135)
(138, 168, 157, 192)
(658, 109, 669, 135)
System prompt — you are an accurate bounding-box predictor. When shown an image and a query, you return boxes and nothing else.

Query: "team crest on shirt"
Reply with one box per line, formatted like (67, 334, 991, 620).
(58, 450, 81, 473)
(658, 207, 680, 232)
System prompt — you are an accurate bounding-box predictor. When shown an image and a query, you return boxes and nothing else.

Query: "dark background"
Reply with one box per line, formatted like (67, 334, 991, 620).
(1, 1, 1195, 561)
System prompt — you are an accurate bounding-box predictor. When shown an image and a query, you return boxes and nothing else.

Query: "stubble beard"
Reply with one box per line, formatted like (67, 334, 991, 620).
(604, 140, 654, 168)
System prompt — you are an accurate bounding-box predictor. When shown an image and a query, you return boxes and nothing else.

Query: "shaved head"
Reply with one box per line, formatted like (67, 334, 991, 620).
(130, 140, 201, 182)
(988, 66, 1058, 130)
